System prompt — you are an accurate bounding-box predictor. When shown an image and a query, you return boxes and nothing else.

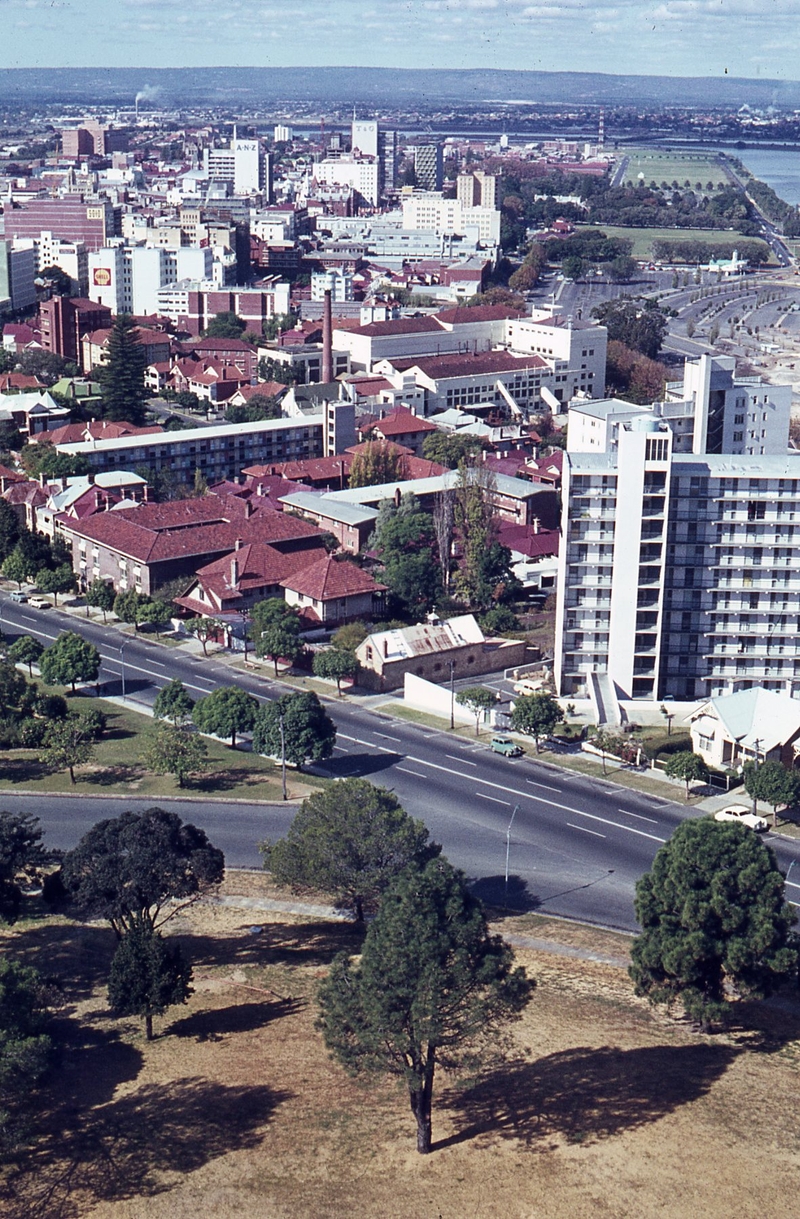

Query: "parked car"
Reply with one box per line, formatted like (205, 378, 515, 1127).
(513, 678, 545, 697)
(713, 805, 768, 832)
(28, 595, 51, 609)
(491, 736, 523, 758)
(9, 590, 27, 603)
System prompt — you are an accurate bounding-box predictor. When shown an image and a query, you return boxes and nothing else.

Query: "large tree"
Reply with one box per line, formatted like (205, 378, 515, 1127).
(664, 750, 709, 800)
(318, 858, 534, 1153)
(312, 648, 359, 695)
(35, 563, 76, 605)
(85, 578, 116, 622)
(39, 716, 94, 785)
(456, 686, 496, 736)
(630, 819, 798, 1031)
(591, 296, 669, 359)
(61, 806, 224, 939)
(192, 686, 258, 748)
(249, 599, 303, 675)
(263, 778, 440, 921)
(510, 692, 564, 752)
(39, 631, 100, 692)
(0, 811, 51, 923)
(252, 691, 336, 769)
(98, 314, 149, 425)
(8, 635, 43, 678)
(141, 723, 208, 789)
(743, 760, 800, 827)
(0, 500, 20, 562)
(0, 958, 53, 1151)
(348, 440, 409, 488)
(204, 311, 246, 340)
(153, 678, 195, 726)
(107, 924, 193, 1041)
(371, 493, 441, 618)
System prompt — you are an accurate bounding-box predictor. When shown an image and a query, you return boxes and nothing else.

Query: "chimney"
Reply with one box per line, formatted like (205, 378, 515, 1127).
(383, 638, 388, 658)
(532, 516, 540, 535)
(234, 537, 243, 549)
(244, 499, 253, 518)
(321, 287, 333, 384)
(231, 556, 239, 587)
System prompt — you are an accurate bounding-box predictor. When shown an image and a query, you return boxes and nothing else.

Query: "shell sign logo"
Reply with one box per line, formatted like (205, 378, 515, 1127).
(93, 268, 112, 287)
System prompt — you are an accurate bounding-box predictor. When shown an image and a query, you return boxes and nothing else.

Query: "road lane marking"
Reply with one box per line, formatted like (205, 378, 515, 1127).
(446, 754, 476, 766)
(567, 823, 606, 839)
(404, 755, 667, 843)
(396, 766, 427, 778)
(476, 793, 509, 806)
(618, 809, 659, 825)
(785, 880, 800, 890)
(374, 732, 401, 742)
(527, 778, 562, 792)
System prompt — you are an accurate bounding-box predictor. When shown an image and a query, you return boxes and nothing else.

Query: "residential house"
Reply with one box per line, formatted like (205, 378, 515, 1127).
(280, 554, 386, 624)
(688, 688, 800, 773)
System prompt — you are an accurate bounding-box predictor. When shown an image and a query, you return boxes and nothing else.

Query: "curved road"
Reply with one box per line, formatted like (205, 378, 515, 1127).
(4, 596, 800, 931)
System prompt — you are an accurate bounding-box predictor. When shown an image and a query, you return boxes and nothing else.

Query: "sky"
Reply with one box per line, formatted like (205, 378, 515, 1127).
(2, 0, 800, 82)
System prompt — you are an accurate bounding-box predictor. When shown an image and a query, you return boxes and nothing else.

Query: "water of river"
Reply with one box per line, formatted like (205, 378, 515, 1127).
(716, 146, 800, 206)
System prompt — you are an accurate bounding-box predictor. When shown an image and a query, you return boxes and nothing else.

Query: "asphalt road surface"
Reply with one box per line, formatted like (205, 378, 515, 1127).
(5, 596, 800, 931)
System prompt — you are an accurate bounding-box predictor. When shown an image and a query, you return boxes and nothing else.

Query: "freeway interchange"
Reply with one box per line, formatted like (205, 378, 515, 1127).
(4, 595, 800, 933)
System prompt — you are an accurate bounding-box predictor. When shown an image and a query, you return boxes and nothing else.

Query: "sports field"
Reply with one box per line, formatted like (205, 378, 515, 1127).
(621, 147, 729, 189)
(579, 223, 775, 263)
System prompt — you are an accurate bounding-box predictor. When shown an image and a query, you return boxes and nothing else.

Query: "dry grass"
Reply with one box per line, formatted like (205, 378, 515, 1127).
(3, 894, 800, 1219)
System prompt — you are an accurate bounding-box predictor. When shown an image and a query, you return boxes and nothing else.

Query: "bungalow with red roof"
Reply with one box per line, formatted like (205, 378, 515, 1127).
(280, 554, 386, 625)
(174, 539, 327, 619)
(359, 406, 438, 456)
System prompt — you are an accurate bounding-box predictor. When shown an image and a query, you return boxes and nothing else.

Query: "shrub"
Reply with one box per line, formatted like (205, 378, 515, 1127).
(34, 693, 68, 721)
(75, 708, 107, 740)
(18, 719, 49, 748)
(0, 716, 20, 747)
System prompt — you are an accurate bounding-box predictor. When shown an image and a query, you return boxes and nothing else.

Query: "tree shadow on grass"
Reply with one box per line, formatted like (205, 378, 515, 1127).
(178, 918, 365, 972)
(8, 921, 117, 1004)
(168, 996, 304, 1041)
(83, 765, 145, 788)
(0, 757, 53, 784)
(437, 1043, 739, 1151)
(2, 1077, 290, 1219)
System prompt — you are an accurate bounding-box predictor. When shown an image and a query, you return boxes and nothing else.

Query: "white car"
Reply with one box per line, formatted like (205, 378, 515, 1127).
(713, 805, 768, 832)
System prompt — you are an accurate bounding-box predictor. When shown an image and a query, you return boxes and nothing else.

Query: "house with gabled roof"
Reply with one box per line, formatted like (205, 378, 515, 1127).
(280, 554, 386, 625)
(688, 688, 800, 773)
(174, 539, 328, 619)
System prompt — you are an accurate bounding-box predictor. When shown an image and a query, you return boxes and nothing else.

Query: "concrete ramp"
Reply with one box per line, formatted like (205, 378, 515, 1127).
(590, 671, 623, 728)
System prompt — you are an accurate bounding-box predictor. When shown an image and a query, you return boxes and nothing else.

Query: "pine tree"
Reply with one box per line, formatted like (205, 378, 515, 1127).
(99, 314, 148, 425)
(107, 924, 193, 1040)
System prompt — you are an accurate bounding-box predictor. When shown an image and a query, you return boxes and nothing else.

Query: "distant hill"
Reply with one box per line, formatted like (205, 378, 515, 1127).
(2, 66, 800, 111)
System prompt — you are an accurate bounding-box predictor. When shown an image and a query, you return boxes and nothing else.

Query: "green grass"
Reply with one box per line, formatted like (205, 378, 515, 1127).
(620, 148, 729, 188)
(577, 223, 775, 263)
(0, 696, 325, 801)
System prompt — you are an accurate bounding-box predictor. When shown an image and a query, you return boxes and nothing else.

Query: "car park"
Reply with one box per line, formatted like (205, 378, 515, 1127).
(491, 736, 523, 757)
(713, 805, 768, 832)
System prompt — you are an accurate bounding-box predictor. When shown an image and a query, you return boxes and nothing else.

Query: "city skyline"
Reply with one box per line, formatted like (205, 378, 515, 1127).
(2, 0, 800, 85)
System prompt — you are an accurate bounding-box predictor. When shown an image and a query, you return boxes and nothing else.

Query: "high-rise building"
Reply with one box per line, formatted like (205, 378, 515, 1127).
(556, 419, 800, 703)
(351, 120, 379, 160)
(273, 124, 293, 143)
(379, 129, 397, 193)
(457, 169, 497, 209)
(415, 143, 443, 192)
(39, 296, 112, 366)
(0, 242, 37, 313)
(204, 138, 269, 197)
(87, 245, 213, 315)
(2, 198, 120, 254)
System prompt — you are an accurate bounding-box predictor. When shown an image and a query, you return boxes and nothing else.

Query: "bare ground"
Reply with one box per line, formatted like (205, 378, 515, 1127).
(2, 887, 800, 1219)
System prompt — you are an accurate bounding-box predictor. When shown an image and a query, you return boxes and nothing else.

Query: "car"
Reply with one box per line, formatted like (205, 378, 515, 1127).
(491, 736, 523, 758)
(28, 595, 51, 609)
(513, 678, 545, 697)
(9, 590, 27, 603)
(713, 805, 768, 832)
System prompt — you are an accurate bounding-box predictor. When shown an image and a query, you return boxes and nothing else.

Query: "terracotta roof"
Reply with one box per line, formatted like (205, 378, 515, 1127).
(45, 420, 162, 446)
(66, 492, 323, 564)
(349, 317, 444, 338)
(281, 554, 386, 601)
(391, 351, 549, 380)
(0, 373, 43, 392)
(496, 521, 560, 559)
(183, 338, 256, 353)
(3, 482, 47, 507)
(435, 306, 522, 325)
(189, 540, 327, 604)
(366, 407, 438, 437)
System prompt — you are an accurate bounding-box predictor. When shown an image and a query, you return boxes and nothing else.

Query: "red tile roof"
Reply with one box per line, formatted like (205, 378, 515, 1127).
(187, 541, 328, 605)
(391, 350, 549, 380)
(281, 554, 386, 601)
(366, 407, 438, 437)
(496, 521, 560, 559)
(350, 317, 444, 338)
(46, 420, 163, 446)
(435, 306, 522, 325)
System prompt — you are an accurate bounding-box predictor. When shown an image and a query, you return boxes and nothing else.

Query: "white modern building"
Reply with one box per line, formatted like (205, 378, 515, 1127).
(12, 232, 88, 296)
(556, 419, 800, 704)
(567, 354, 791, 458)
(87, 245, 213, 315)
(204, 137, 268, 196)
(314, 157, 380, 208)
(401, 191, 501, 248)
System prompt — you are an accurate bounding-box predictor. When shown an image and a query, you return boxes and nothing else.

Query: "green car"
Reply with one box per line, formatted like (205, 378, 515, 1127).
(491, 736, 523, 758)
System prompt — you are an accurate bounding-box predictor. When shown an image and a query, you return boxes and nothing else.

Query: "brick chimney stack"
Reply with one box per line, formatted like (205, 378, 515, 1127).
(322, 287, 333, 384)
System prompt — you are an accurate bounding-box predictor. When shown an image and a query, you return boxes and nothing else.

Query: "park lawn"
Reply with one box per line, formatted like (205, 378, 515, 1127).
(620, 147, 729, 188)
(0, 696, 322, 801)
(4, 891, 800, 1216)
(576, 222, 776, 263)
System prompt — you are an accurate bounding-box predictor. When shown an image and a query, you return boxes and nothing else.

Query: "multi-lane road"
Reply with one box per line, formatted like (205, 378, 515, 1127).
(4, 596, 800, 932)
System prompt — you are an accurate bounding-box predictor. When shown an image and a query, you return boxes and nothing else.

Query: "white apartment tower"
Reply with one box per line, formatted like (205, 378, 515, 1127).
(556, 421, 800, 703)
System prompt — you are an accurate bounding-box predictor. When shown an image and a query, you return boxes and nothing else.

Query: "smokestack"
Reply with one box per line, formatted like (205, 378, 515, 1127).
(322, 288, 333, 384)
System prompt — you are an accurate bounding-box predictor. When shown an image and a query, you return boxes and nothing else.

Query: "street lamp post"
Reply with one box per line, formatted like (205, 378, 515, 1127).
(449, 660, 455, 730)
(119, 641, 127, 701)
(504, 804, 520, 910)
